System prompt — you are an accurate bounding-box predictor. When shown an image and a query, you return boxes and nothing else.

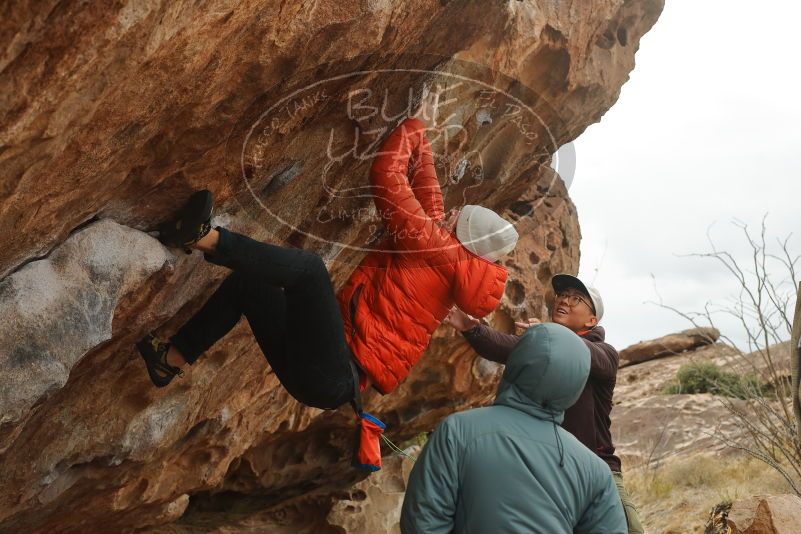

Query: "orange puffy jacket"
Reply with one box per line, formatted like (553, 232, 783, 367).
(337, 117, 508, 394)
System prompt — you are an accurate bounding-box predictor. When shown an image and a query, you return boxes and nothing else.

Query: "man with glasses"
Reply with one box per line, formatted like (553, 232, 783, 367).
(447, 273, 643, 534)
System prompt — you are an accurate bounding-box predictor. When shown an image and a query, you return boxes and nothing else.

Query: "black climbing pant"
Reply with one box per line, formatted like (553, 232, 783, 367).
(169, 227, 356, 410)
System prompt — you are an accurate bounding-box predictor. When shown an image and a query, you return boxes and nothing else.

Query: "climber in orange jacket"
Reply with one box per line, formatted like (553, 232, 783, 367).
(338, 116, 516, 394)
(136, 112, 518, 467)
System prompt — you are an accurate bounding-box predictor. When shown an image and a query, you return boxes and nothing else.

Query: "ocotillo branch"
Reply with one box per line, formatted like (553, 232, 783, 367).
(792, 282, 801, 442)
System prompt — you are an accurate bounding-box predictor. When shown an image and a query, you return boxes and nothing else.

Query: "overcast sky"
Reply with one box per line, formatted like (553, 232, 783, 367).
(569, 0, 800, 350)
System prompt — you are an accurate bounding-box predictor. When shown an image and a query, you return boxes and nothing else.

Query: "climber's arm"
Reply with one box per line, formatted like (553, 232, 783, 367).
(409, 132, 445, 221)
(370, 117, 449, 251)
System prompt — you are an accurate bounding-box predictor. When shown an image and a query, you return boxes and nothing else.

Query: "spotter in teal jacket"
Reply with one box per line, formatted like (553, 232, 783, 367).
(400, 322, 626, 534)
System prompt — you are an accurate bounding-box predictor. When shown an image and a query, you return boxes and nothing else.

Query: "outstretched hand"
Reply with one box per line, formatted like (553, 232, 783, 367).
(445, 306, 479, 332)
(514, 318, 542, 332)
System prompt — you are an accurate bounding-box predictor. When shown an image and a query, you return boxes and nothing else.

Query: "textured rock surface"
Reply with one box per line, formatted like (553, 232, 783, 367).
(613, 342, 743, 468)
(726, 495, 801, 534)
(151, 454, 415, 533)
(0, 0, 663, 531)
(619, 327, 721, 367)
(612, 392, 744, 468)
(613, 337, 797, 533)
(0, 219, 172, 426)
(325, 454, 414, 534)
(612, 332, 792, 470)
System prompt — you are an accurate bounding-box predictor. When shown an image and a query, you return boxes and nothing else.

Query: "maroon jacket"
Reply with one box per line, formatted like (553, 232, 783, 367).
(463, 323, 622, 472)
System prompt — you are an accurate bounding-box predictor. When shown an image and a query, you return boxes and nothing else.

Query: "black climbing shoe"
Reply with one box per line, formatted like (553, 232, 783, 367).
(157, 189, 214, 254)
(136, 333, 183, 388)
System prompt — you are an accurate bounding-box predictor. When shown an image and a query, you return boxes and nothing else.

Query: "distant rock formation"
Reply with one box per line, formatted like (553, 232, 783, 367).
(612, 340, 742, 468)
(613, 334, 799, 532)
(720, 495, 801, 534)
(0, 1, 663, 531)
(620, 327, 721, 367)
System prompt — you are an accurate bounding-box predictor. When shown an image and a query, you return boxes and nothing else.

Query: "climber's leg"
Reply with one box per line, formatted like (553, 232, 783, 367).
(193, 227, 355, 409)
(168, 270, 264, 364)
(165, 345, 186, 369)
(196, 227, 330, 290)
(280, 257, 355, 410)
(156, 226, 353, 407)
(244, 259, 354, 409)
(238, 283, 352, 410)
(192, 227, 219, 254)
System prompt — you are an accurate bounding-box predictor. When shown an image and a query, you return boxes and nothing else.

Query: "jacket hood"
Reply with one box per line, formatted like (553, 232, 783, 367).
(494, 323, 590, 423)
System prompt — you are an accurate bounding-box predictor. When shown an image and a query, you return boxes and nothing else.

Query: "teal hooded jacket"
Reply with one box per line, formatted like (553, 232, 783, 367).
(400, 323, 626, 534)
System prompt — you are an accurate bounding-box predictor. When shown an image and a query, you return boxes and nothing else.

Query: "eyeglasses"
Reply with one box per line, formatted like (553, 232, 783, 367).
(554, 292, 593, 311)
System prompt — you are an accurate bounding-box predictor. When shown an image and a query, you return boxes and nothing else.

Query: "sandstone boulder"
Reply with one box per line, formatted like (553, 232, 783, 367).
(326, 453, 415, 534)
(726, 495, 801, 534)
(620, 327, 721, 367)
(0, 219, 172, 427)
(150, 453, 415, 533)
(611, 393, 744, 468)
(612, 342, 744, 468)
(0, 0, 663, 531)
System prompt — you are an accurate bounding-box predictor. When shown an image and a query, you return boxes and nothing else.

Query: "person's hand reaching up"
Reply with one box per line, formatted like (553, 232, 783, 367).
(445, 306, 479, 332)
(514, 317, 542, 332)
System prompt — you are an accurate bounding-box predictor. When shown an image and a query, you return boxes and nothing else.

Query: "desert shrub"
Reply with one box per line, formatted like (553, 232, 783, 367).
(663, 361, 761, 399)
(652, 218, 801, 497)
(399, 432, 428, 450)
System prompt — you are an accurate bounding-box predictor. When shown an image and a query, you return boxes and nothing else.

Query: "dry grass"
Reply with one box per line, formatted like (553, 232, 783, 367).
(625, 451, 791, 533)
